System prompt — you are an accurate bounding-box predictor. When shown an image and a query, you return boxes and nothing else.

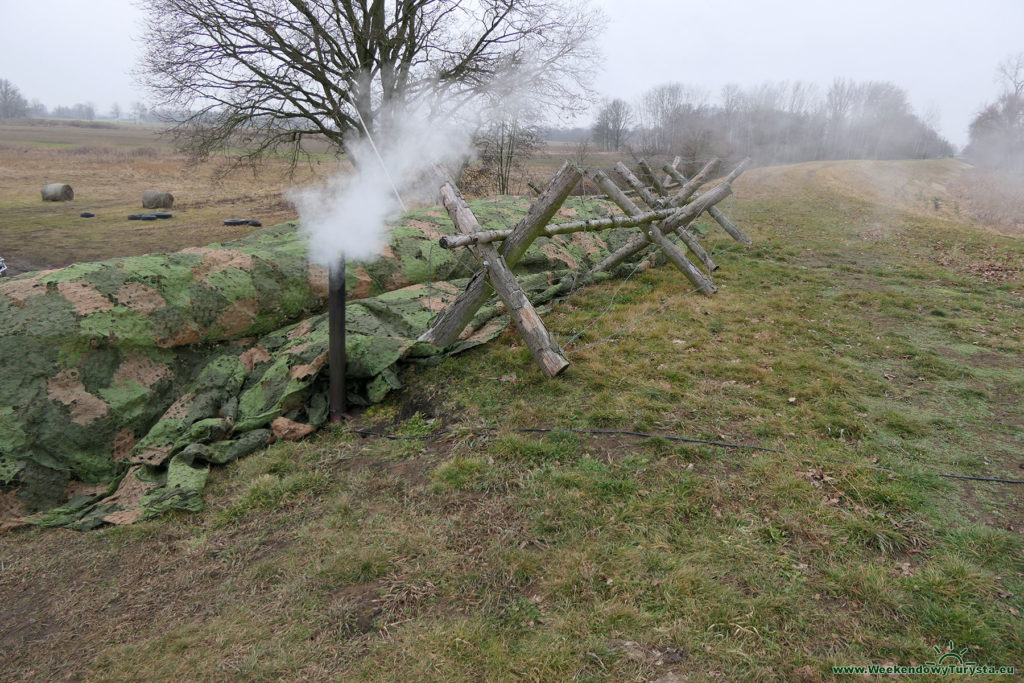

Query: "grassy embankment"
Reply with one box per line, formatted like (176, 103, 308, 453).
(2, 158, 1024, 681)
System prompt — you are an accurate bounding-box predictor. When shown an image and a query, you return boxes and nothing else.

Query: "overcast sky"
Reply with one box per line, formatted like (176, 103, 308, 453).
(1, 0, 1021, 147)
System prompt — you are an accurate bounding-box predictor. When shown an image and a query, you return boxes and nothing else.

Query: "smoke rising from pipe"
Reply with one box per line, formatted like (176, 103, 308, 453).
(291, 104, 474, 266)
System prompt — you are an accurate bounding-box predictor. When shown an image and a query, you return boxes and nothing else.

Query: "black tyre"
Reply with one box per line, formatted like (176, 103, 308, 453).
(248, 220, 262, 227)
(128, 214, 143, 220)
(154, 212, 173, 219)
(79, 212, 95, 218)
(223, 218, 249, 226)
(139, 214, 158, 221)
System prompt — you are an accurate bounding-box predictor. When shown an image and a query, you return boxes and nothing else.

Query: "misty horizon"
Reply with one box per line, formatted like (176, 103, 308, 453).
(1, 0, 1023, 148)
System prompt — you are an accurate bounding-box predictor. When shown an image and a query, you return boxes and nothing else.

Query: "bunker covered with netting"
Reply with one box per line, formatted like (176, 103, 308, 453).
(1, 157, 750, 529)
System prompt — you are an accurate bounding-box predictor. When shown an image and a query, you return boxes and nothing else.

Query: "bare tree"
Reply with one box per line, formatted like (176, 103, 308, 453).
(136, 0, 603, 168)
(131, 101, 148, 123)
(997, 52, 1024, 98)
(967, 54, 1024, 174)
(635, 83, 708, 156)
(27, 99, 47, 117)
(591, 98, 631, 151)
(0, 79, 28, 119)
(476, 115, 540, 194)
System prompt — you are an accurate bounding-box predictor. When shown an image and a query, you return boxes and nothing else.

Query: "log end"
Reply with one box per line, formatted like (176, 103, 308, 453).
(540, 353, 570, 378)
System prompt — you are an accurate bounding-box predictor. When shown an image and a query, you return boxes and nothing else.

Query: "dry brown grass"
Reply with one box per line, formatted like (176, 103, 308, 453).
(0, 122, 637, 274)
(949, 166, 1024, 238)
(0, 121, 344, 273)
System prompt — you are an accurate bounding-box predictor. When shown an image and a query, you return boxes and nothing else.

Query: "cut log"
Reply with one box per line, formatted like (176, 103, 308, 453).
(637, 160, 668, 197)
(674, 227, 718, 273)
(662, 156, 682, 188)
(665, 157, 751, 242)
(647, 226, 717, 295)
(708, 205, 750, 244)
(591, 232, 651, 274)
(142, 190, 174, 209)
(419, 163, 581, 347)
(664, 157, 719, 208)
(592, 168, 713, 288)
(661, 182, 733, 233)
(614, 162, 663, 209)
(41, 183, 73, 202)
(437, 181, 569, 377)
(502, 162, 582, 265)
(592, 170, 642, 216)
(438, 206, 681, 249)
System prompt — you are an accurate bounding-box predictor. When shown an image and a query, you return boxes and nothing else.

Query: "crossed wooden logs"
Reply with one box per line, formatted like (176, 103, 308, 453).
(421, 156, 752, 377)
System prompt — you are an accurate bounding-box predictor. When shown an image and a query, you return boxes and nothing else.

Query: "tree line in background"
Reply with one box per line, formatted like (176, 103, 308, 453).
(964, 53, 1024, 175)
(0, 77, 163, 123)
(588, 78, 955, 176)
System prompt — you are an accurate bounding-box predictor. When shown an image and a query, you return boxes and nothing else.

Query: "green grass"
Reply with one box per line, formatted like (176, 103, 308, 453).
(3, 159, 1024, 680)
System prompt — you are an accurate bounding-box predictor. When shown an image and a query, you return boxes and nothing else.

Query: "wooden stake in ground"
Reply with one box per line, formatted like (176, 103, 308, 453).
(420, 162, 582, 347)
(437, 180, 569, 377)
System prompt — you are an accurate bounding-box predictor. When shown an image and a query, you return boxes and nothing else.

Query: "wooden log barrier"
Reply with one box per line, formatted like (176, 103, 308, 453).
(665, 158, 752, 243)
(664, 157, 720, 208)
(661, 156, 682, 188)
(438, 206, 683, 249)
(591, 170, 719, 294)
(614, 162, 664, 210)
(437, 180, 569, 377)
(646, 225, 717, 295)
(419, 162, 582, 347)
(637, 159, 668, 197)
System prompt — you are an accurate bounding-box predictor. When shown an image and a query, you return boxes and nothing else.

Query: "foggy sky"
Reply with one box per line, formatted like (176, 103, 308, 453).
(0, 0, 1021, 147)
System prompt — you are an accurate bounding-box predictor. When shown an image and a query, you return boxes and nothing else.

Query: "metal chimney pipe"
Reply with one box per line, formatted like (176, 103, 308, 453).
(328, 256, 347, 421)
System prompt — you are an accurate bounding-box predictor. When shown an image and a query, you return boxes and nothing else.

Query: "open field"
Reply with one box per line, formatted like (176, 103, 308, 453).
(0, 121, 637, 275)
(0, 120, 342, 274)
(2, 155, 1023, 680)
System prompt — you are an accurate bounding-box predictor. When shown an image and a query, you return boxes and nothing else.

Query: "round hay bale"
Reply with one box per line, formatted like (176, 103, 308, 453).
(142, 190, 174, 209)
(41, 184, 74, 202)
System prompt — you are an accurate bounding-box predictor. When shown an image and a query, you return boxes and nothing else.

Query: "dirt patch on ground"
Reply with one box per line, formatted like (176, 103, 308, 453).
(0, 490, 27, 526)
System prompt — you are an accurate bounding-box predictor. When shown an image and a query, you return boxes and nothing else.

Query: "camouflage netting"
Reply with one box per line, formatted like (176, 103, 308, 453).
(0, 196, 649, 529)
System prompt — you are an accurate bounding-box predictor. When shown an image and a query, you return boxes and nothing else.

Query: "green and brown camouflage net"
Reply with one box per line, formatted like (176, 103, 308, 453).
(1, 196, 644, 529)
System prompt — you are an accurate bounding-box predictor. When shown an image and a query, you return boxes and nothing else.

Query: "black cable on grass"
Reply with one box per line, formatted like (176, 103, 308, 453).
(348, 427, 1024, 485)
(816, 456, 1024, 485)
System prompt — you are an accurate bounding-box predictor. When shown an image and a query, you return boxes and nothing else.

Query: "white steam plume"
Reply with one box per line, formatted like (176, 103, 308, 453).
(291, 104, 473, 266)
